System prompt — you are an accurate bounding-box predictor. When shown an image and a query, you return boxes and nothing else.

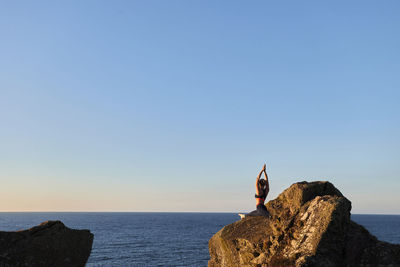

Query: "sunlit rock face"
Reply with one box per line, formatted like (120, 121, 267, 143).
(0, 220, 93, 267)
(208, 181, 400, 267)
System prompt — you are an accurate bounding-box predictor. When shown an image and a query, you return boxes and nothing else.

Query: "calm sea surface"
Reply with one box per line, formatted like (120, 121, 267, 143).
(0, 213, 399, 266)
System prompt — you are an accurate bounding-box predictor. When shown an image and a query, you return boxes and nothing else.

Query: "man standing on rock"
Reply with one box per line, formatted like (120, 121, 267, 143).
(239, 164, 270, 219)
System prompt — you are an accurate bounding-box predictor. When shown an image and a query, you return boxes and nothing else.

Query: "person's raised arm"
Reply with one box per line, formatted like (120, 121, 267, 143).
(255, 168, 262, 188)
(255, 164, 267, 194)
(263, 166, 270, 196)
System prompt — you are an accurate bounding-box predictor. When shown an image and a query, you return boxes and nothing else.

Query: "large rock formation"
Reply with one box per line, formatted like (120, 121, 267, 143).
(209, 181, 400, 267)
(0, 220, 93, 267)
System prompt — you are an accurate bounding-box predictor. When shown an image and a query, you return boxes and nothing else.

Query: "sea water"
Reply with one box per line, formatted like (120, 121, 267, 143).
(0, 213, 399, 266)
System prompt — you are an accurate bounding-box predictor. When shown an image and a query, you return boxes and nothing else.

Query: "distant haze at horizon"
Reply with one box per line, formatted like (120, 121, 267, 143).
(1, 1, 399, 214)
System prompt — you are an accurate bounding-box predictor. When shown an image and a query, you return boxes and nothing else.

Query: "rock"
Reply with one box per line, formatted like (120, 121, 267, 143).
(208, 181, 400, 267)
(0, 220, 94, 267)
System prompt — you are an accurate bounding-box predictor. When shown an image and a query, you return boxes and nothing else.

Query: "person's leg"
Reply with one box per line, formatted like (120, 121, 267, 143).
(247, 209, 260, 216)
(246, 197, 268, 217)
(256, 204, 270, 217)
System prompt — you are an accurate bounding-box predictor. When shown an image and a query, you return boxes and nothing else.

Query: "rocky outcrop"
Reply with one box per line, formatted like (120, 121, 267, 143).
(0, 220, 93, 267)
(209, 181, 400, 267)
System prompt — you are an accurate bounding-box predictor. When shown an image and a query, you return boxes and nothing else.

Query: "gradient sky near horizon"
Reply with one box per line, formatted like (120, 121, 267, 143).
(1, 1, 399, 213)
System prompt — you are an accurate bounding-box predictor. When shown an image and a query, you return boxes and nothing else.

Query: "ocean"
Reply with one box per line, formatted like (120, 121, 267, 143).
(0, 213, 399, 266)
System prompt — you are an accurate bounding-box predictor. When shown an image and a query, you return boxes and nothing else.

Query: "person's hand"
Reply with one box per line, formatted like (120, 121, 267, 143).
(262, 163, 266, 172)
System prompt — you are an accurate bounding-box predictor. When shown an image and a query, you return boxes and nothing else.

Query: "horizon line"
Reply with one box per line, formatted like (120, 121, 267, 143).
(0, 211, 399, 215)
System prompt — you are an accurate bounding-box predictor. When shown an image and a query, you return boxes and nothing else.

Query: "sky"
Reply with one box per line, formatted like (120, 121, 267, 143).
(1, 1, 399, 213)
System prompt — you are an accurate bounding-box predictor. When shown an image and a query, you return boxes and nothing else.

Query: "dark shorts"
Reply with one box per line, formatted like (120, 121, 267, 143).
(247, 204, 270, 218)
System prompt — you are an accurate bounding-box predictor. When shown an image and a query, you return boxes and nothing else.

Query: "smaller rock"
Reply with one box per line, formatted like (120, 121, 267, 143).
(0, 220, 94, 267)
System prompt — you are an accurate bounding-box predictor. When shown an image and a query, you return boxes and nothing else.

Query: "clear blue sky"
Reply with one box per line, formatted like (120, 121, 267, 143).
(1, 1, 399, 213)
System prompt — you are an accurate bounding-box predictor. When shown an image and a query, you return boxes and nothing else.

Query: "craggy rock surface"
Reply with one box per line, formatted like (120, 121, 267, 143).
(209, 181, 400, 267)
(0, 220, 93, 267)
